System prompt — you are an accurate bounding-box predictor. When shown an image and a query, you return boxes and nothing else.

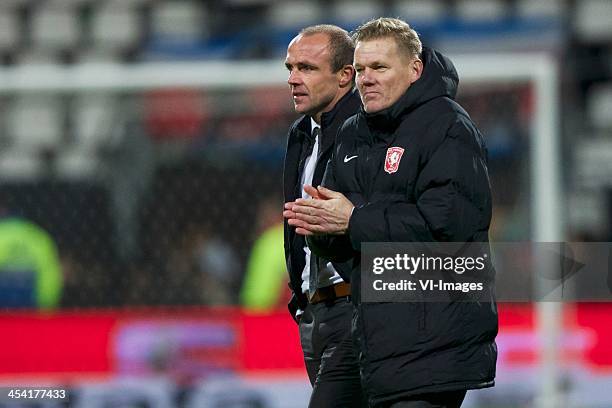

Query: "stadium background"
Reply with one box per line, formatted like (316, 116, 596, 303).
(0, 0, 611, 406)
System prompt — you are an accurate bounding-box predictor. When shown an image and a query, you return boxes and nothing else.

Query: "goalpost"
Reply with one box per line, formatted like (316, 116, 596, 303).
(454, 54, 563, 408)
(0, 54, 562, 407)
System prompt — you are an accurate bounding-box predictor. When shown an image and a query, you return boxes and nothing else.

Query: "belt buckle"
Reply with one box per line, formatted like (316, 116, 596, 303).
(308, 288, 321, 304)
(309, 286, 328, 304)
(310, 283, 351, 304)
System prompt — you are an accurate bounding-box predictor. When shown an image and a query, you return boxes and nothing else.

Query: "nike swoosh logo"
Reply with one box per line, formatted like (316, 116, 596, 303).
(343, 155, 358, 163)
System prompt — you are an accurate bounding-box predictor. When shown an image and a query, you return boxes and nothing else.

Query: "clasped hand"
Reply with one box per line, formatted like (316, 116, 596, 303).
(283, 185, 354, 236)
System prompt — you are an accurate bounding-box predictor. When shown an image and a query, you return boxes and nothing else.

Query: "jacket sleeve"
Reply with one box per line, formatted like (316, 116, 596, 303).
(283, 119, 309, 319)
(307, 233, 355, 263)
(287, 292, 301, 324)
(307, 146, 359, 263)
(347, 117, 491, 249)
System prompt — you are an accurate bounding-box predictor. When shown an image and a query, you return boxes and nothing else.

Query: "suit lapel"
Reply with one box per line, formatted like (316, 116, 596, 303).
(283, 123, 309, 203)
(312, 127, 336, 186)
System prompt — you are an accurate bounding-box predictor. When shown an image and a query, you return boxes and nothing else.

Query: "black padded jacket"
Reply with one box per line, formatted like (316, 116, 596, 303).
(309, 48, 498, 407)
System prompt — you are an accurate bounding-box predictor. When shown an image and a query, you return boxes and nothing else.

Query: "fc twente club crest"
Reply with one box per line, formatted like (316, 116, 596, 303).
(384, 147, 404, 174)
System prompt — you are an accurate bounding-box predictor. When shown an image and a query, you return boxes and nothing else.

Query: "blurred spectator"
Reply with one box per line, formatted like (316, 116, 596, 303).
(240, 196, 288, 311)
(162, 222, 240, 305)
(195, 227, 241, 305)
(0, 206, 62, 309)
(60, 251, 118, 308)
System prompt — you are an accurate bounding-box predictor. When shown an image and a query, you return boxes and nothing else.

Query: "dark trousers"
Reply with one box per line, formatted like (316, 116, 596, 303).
(386, 391, 467, 408)
(299, 297, 366, 408)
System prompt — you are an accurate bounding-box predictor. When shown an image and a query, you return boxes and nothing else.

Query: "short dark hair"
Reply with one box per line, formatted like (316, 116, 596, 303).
(352, 17, 422, 60)
(299, 24, 355, 73)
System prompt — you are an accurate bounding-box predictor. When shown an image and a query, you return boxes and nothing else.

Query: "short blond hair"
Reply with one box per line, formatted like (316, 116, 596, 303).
(352, 17, 422, 60)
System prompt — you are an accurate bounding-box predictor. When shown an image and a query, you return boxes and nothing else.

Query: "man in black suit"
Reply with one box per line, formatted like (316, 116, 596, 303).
(282, 25, 364, 407)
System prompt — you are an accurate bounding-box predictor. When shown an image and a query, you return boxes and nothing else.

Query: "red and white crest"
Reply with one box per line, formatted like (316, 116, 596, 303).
(384, 147, 405, 174)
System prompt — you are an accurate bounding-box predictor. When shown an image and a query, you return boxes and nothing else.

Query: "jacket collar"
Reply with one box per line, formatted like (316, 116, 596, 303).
(318, 87, 361, 153)
(320, 87, 360, 129)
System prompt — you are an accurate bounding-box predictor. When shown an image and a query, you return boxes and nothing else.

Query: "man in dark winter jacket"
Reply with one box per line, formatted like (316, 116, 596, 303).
(282, 24, 365, 407)
(284, 18, 498, 408)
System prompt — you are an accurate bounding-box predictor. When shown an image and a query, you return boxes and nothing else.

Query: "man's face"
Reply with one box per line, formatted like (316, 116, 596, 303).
(285, 33, 341, 119)
(354, 37, 421, 113)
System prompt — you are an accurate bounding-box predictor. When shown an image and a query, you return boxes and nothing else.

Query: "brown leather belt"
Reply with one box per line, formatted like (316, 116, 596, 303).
(309, 282, 351, 304)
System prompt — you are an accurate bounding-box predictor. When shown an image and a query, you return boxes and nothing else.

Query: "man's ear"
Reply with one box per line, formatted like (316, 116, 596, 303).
(411, 58, 423, 83)
(338, 64, 355, 88)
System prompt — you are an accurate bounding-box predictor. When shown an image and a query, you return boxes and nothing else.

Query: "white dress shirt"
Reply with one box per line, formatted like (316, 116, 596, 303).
(300, 118, 344, 294)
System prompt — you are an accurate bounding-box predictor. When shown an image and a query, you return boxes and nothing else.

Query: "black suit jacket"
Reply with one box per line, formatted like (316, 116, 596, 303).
(282, 88, 361, 318)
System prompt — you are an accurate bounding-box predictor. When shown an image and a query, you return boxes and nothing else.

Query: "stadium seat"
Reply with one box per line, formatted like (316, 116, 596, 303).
(516, 0, 565, 20)
(267, 1, 323, 28)
(0, 151, 43, 180)
(0, 8, 20, 52)
(150, 1, 207, 42)
(6, 95, 64, 152)
(72, 94, 117, 151)
(566, 189, 606, 234)
(55, 150, 100, 179)
(587, 83, 612, 130)
(574, 0, 612, 41)
(394, 0, 446, 24)
(456, 0, 507, 22)
(330, 0, 384, 26)
(575, 138, 612, 187)
(91, 3, 142, 53)
(55, 93, 119, 179)
(30, 3, 80, 52)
